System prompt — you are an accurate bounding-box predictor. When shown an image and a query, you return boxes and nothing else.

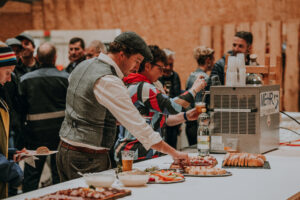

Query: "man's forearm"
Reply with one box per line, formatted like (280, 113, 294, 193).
(151, 140, 177, 157)
(165, 112, 185, 126)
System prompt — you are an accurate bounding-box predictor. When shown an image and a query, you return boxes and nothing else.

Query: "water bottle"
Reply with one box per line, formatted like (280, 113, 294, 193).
(197, 111, 210, 156)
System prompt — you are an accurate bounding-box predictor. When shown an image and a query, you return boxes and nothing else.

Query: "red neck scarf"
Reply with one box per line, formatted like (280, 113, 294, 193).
(123, 73, 151, 84)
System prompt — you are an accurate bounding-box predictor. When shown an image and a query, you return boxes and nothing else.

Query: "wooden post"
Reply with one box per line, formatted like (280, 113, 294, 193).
(223, 24, 236, 55)
(284, 21, 299, 111)
(251, 21, 267, 65)
(263, 55, 270, 84)
(212, 25, 223, 61)
(269, 21, 282, 66)
(199, 25, 212, 48)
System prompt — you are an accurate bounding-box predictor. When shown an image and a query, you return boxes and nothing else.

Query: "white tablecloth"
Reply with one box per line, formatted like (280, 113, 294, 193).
(6, 146, 300, 200)
(6, 112, 300, 200)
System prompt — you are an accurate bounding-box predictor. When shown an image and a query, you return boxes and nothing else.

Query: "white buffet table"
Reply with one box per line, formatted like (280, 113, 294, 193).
(6, 112, 300, 200)
(6, 146, 300, 200)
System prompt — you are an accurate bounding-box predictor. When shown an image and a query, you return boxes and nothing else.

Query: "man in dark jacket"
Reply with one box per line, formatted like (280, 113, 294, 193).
(65, 37, 85, 73)
(158, 49, 181, 149)
(19, 42, 69, 192)
(15, 33, 39, 80)
(210, 31, 253, 85)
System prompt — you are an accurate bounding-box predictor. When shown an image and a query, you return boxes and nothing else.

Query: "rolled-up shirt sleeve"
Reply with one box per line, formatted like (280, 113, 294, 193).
(93, 75, 162, 150)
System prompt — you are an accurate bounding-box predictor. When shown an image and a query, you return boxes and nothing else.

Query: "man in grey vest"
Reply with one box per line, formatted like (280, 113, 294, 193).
(56, 31, 189, 182)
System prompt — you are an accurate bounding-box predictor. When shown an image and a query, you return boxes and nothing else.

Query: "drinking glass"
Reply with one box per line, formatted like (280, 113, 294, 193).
(121, 150, 134, 171)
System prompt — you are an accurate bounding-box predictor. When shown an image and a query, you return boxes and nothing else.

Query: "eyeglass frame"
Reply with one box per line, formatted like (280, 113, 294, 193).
(152, 63, 165, 71)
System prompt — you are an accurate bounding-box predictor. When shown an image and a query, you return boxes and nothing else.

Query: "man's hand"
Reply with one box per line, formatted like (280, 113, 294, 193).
(172, 151, 189, 163)
(191, 75, 207, 93)
(186, 108, 200, 121)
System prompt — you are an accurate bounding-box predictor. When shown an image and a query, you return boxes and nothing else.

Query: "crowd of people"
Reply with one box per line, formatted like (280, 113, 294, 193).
(0, 30, 254, 198)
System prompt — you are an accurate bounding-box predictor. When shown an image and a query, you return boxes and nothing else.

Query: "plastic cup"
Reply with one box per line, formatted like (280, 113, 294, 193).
(121, 150, 134, 171)
(224, 138, 239, 153)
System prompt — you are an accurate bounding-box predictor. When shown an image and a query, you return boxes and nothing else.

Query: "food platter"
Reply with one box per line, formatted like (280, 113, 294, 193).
(147, 169, 185, 184)
(222, 161, 271, 169)
(148, 178, 185, 184)
(183, 171, 232, 177)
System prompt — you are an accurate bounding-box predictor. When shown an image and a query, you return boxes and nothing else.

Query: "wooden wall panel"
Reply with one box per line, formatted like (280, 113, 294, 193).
(269, 21, 282, 66)
(251, 21, 267, 64)
(223, 24, 236, 54)
(284, 21, 299, 111)
(213, 25, 223, 61)
(199, 25, 212, 48)
(236, 22, 250, 32)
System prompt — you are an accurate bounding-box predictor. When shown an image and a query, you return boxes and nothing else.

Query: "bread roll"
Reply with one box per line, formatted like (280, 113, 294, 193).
(36, 146, 50, 154)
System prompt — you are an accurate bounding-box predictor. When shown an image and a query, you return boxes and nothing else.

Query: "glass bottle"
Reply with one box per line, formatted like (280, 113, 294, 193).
(197, 110, 210, 156)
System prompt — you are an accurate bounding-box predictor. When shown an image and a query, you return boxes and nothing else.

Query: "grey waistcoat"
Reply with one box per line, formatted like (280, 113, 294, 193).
(59, 58, 117, 148)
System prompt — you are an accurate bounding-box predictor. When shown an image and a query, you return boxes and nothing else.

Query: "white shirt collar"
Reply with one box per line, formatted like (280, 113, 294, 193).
(97, 53, 124, 79)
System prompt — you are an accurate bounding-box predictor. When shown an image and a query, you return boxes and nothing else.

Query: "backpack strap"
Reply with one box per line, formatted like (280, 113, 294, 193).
(136, 82, 149, 116)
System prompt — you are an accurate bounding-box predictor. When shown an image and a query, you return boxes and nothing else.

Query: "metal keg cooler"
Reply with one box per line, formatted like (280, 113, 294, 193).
(209, 85, 280, 154)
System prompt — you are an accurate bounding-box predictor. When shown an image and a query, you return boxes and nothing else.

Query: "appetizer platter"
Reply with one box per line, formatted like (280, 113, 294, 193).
(183, 166, 232, 177)
(27, 187, 131, 200)
(170, 155, 218, 170)
(222, 153, 270, 169)
(148, 169, 185, 184)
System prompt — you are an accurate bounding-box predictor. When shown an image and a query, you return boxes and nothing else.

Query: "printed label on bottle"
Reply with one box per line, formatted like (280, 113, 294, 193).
(197, 136, 210, 149)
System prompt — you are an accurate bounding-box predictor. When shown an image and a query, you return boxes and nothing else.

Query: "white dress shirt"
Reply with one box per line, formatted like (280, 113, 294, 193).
(62, 53, 162, 150)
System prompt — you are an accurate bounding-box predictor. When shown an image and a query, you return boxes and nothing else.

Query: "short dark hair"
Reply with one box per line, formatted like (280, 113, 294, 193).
(108, 41, 141, 57)
(69, 37, 85, 49)
(37, 42, 56, 65)
(235, 31, 253, 45)
(138, 45, 167, 73)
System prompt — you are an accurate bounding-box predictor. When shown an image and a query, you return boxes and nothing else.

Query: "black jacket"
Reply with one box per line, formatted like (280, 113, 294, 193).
(65, 56, 85, 74)
(158, 71, 181, 98)
(14, 59, 39, 80)
(19, 65, 69, 149)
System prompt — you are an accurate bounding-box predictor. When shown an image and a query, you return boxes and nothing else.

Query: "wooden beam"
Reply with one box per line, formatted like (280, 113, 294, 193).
(251, 21, 267, 65)
(223, 23, 236, 55)
(269, 21, 282, 66)
(199, 25, 212, 48)
(284, 21, 299, 111)
(213, 25, 223, 60)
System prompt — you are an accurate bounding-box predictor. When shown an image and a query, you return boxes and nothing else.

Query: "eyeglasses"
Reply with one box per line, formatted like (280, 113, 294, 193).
(153, 63, 165, 71)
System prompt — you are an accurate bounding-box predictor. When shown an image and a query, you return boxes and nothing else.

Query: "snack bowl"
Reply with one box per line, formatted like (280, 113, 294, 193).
(118, 170, 149, 187)
(83, 172, 115, 187)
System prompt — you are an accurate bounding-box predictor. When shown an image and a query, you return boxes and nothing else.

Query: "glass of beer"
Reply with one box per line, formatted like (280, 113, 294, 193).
(195, 102, 206, 113)
(121, 150, 134, 171)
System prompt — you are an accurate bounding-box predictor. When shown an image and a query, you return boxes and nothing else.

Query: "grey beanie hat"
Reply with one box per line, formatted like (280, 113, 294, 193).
(16, 33, 35, 47)
(5, 38, 22, 47)
(114, 31, 153, 61)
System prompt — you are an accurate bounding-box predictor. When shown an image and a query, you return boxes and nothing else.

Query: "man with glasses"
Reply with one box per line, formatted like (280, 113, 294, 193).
(114, 45, 206, 162)
(158, 48, 182, 149)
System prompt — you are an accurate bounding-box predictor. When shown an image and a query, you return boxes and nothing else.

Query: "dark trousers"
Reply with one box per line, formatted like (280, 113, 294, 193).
(165, 125, 180, 149)
(56, 143, 111, 182)
(23, 154, 59, 193)
(186, 121, 198, 146)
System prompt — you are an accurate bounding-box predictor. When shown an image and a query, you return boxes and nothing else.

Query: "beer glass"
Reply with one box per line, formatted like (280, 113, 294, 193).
(121, 150, 134, 171)
(195, 102, 206, 113)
